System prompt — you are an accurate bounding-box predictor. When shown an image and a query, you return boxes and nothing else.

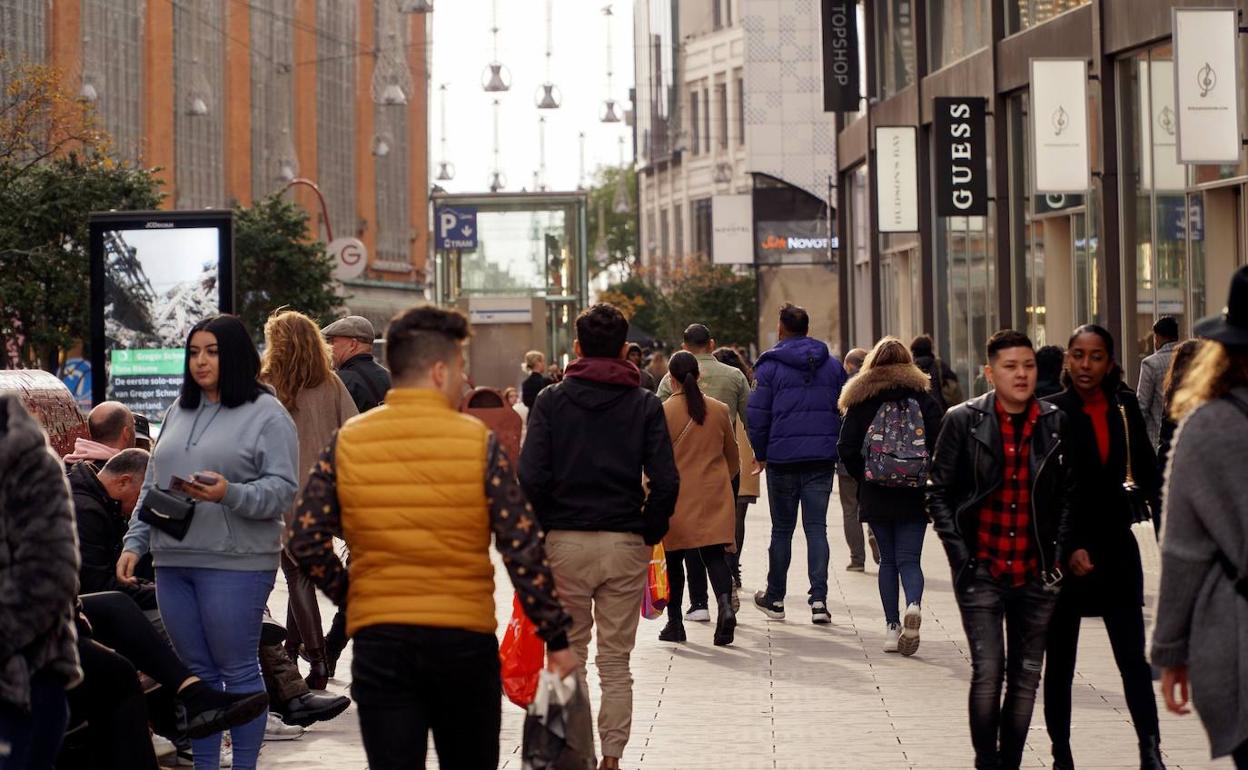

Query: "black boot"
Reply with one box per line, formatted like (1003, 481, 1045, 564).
(713, 593, 736, 646)
(325, 612, 348, 679)
(1051, 743, 1075, 770)
(176, 682, 269, 740)
(1139, 735, 1165, 770)
(658, 619, 686, 642)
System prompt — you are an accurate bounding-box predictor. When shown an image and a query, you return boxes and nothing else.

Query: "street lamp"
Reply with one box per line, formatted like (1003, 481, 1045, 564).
(280, 177, 334, 242)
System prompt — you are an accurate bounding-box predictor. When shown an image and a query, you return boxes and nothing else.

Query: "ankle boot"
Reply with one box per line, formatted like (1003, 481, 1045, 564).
(713, 593, 736, 646)
(324, 614, 348, 678)
(304, 649, 330, 691)
(1139, 735, 1165, 770)
(658, 619, 686, 642)
(1051, 743, 1075, 770)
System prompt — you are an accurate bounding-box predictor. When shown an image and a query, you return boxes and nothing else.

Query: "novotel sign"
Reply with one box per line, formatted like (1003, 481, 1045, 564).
(760, 235, 836, 251)
(933, 97, 988, 217)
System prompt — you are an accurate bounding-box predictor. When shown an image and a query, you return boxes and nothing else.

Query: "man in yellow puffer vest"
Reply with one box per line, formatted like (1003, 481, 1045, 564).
(288, 305, 575, 769)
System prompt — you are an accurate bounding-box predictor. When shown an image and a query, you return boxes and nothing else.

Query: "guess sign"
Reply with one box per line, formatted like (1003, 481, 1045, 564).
(933, 97, 988, 217)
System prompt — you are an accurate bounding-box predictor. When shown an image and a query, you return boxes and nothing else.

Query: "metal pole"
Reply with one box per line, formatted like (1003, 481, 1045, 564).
(280, 177, 334, 243)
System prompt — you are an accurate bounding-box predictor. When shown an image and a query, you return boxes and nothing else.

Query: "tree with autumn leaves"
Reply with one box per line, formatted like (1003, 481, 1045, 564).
(601, 259, 757, 351)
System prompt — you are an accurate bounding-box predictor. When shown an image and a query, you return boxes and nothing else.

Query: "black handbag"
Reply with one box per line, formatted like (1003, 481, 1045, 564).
(1118, 404, 1152, 525)
(137, 487, 196, 540)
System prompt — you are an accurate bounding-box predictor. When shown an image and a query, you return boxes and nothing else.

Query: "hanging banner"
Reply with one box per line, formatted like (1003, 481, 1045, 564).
(1173, 8, 1241, 164)
(711, 194, 754, 265)
(1139, 60, 1186, 192)
(1030, 59, 1090, 194)
(933, 97, 988, 217)
(821, 0, 860, 112)
(875, 126, 919, 233)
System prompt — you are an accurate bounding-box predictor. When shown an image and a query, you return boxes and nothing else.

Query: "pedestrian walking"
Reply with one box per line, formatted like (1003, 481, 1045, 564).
(628, 343, 657, 392)
(1152, 265, 1248, 768)
(1155, 339, 1202, 479)
(646, 350, 669, 387)
(322, 315, 390, 413)
(1035, 345, 1066, 399)
(658, 352, 740, 646)
(713, 346, 759, 591)
(1137, 316, 1180, 449)
(836, 347, 876, 571)
(910, 334, 963, 412)
(260, 310, 359, 690)
(837, 338, 942, 656)
(117, 314, 300, 770)
(521, 350, 549, 408)
(1042, 324, 1165, 770)
(927, 329, 1075, 770)
(747, 303, 848, 624)
(289, 305, 575, 770)
(0, 393, 82, 770)
(519, 303, 679, 770)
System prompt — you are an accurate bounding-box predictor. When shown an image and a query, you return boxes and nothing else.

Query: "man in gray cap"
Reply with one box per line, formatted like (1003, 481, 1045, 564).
(323, 315, 392, 413)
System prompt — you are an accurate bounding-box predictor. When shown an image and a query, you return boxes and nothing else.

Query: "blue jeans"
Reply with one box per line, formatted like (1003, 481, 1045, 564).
(157, 567, 275, 770)
(0, 671, 68, 770)
(764, 465, 833, 605)
(869, 517, 927, 624)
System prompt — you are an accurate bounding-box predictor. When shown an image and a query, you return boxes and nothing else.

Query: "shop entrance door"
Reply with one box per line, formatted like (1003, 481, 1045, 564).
(1188, 185, 1247, 327)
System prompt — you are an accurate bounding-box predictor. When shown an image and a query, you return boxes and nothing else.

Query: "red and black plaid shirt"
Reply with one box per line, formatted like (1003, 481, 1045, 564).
(976, 398, 1041, 587)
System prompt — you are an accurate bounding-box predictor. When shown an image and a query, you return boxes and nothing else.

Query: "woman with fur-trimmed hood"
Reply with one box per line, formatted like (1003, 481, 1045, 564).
(837, 338, 943, 656)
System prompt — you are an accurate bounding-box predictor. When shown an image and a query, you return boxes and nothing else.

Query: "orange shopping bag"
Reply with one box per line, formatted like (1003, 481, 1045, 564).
(499, 593, 545, 707)
(640, 543, 670, 620)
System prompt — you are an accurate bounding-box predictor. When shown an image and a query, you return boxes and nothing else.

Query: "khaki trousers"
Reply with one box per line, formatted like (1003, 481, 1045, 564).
(545, 530, 650, 759)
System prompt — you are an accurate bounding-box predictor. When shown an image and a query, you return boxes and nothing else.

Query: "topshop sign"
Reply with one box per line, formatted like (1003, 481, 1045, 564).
(933, 97, 988, 216)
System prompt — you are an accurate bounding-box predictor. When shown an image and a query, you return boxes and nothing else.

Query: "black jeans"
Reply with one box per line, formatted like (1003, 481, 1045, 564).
(79, 591, 191, 692)
(352, 624, 500, 770)
(666, 545, 735, 623)
(687, 474, 742, 605)
(955, 566, 1059, 770)
(0, 671, 67, 770)
(1234, 739, 1248, 769)
(66, 638, 159, 770)
(1043, 597, 1159, 748)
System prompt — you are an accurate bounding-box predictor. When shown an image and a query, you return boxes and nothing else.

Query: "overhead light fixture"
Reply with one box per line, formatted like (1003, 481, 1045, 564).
(536, 83, 561, 109)
(482, 62, 511, 93)
(436, 161, 455, 181)
(372, 132, 394, 157)
(79, 79, 98, 103)
(399, 0, 433, 12)
(489, 170, 507, 192)
(600, 99, 622, 123)
(187, 96, 209, 116)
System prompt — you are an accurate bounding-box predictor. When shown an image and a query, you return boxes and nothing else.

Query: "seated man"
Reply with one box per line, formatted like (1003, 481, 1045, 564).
(63, 401, 137, 472)
(69, 449, 156, 608)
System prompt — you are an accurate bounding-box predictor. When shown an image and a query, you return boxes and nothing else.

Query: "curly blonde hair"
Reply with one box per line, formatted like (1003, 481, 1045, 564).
(261, 310, 335, 413)
(1170, 341, 1248, 420)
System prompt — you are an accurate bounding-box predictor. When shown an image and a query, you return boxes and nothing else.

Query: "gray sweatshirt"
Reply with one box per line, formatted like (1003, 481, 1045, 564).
(123, 392, 299, 572)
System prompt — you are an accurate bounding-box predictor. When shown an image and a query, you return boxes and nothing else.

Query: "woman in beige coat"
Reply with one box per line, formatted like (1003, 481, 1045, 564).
(661, 351, 740, 646)
(260, 310, 358, 689)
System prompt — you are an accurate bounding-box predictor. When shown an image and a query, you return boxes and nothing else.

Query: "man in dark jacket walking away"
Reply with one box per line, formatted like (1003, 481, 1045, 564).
(910, 334, 962, 412)
(747, 303, 848, 625)
(926, 330, 1075, 770)
(323, 315, 391, 413)
(520, 303, 680, 770)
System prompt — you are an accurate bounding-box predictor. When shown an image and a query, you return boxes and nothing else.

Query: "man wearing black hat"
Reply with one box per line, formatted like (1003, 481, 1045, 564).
(1137, 316, 1181, 449)
(323, 315, 391, 413)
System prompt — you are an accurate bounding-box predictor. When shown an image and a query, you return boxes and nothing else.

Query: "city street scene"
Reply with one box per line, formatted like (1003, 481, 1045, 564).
(1, 1, 1247, 770)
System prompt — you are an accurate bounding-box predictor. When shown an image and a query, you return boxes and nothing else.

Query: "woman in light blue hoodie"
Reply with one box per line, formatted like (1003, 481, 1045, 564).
(118, 315, 299, 770)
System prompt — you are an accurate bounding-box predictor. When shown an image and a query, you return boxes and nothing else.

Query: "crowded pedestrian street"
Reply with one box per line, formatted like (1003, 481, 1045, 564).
(264, 482, 1228, 769)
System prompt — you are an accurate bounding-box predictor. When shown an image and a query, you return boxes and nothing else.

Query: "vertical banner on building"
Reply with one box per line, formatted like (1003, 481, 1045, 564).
(875, 126, 919, 233)
(1030, 59, 1090, 194)
(711, 194, 754, 265)
(821, 0, 860, 112)
(933, 97, 988, 216)
(1140, 60, 1186, 191)
(1173, 8, 1241, 164)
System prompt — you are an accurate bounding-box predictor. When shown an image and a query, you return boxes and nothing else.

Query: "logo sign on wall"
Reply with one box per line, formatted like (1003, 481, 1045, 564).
(933, 97, 988, 217)
(328, 237, 368, 281)
(1173, 8, 1241, 164)
(711, 194, 754, 265)
(1030, 59, 1090, 194)
(821, 0, 860, 112)
(435, 206, 478, 250)
(875, 126, 919, 233)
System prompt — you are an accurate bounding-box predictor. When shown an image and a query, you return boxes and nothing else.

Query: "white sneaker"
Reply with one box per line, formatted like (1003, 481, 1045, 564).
(220, 732, 233, 768)
(684, 606, 711, 622)
(898, 602, 921, 657)
(883, 623, 900, 653)
(264, 712, 306, 741)
(810, 601, 832, 624)
(152, 732, 176, 759)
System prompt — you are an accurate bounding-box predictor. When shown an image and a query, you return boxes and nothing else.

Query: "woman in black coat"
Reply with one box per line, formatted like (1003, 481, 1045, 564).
(837, 338, 943, 657)
(1042, 325, 1164, 770)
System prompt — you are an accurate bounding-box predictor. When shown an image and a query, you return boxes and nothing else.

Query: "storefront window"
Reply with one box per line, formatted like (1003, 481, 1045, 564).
(847, 164, 873, 346)
(929, 0, 990, 71)
(873, 0, 916, 98)
(936, 215, 996, 395)
(879, 234, 922, 341)
(1006, 0, 1089, 35)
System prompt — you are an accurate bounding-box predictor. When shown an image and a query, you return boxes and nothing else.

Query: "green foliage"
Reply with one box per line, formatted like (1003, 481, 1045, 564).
(586, 165, 638, 278)
(234, 194, 342, 343)
(602, 262, 757, 350)
(0, 153, 164, 368)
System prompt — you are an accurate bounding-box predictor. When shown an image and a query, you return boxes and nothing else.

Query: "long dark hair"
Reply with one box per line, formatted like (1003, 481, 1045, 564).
(712, 346, 753, 385)
(1061, 323, 1123, 395)
(668, 351, 707, 425)
(179, 315, 266, 409)
(1162, 339, 1202, 417)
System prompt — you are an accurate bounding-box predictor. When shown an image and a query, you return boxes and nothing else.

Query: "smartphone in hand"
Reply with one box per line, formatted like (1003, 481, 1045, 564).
(170, 475, 193, 493)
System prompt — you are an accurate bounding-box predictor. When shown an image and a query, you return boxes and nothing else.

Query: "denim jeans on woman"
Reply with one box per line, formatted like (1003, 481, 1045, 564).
(157, 567, 275, 770)
(868, 514, 926, 625)
(763, 464, 833, 605)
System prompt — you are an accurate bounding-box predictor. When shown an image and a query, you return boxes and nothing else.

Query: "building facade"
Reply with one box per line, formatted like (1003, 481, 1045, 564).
(634, 0, 842, 349)
(0, 0, 429, 327)
(839, 0, 1248, 393)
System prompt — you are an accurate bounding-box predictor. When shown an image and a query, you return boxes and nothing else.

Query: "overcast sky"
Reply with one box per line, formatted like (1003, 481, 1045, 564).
(428, 0, 634, 194)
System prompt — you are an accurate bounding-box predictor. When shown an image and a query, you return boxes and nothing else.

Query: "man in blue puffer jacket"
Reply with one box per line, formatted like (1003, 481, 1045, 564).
(746, 303, 848, 624)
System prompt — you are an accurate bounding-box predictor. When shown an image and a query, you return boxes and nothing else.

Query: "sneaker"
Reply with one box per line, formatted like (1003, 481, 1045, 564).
(898, 602, 921, 656)
(811, 601, 832, 624)
(883, 623, 900, 653)
(264, 713, 306, 741)
(869, 532, 881, 564)
(752, 591, 784, 620)
(846, 562, 865, 572)
(152, 732, 177, 759)
(684, 605, 711, 623)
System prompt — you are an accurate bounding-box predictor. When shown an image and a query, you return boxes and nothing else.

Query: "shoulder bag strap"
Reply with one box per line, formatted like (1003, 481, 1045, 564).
(672, 419, 695, 448)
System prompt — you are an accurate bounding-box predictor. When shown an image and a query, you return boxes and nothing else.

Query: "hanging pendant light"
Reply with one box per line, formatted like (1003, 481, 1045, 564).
(534, 0, 561, 109)
(577, 132, 586, 190)
(436, 161, 456, 181)
(371, 131, 394, 158)
(600, 5, 620, 123)
(434, 83, 455, 180)
(481, 0, 511, 93)
(536, 116, 548, 191)
(79, 77, 99, 103)
(612, 136, 631, 214)
(276, 126, 299, 182)
(371, 13, 413, 106)
(600, 99, 622, 123)
(488, 99, 506, 192)
(187, 58, 213, 116)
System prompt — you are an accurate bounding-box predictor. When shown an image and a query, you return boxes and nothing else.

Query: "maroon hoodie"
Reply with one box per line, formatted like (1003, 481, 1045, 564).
(562, 357, 642, 387)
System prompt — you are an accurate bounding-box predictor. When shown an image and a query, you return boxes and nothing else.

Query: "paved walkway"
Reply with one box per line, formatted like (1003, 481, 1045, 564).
(264, 477, 1229, 769)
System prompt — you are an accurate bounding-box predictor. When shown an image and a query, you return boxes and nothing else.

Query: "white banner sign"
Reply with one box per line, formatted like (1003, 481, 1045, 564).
(1030, 59, 1090, 194)
(1140, 60, 1186, 192)
(1173, 8, 1241, 164)
(875, 126, 918, 233)
(711, 194, 754, 264)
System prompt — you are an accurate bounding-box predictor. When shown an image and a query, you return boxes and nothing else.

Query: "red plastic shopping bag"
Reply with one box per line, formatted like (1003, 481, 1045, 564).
(640, 543, 670, 620)
(499, 593, 545, 707)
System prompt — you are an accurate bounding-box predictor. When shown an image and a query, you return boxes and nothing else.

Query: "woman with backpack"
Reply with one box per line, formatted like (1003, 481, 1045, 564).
(837, 338, 943, 656)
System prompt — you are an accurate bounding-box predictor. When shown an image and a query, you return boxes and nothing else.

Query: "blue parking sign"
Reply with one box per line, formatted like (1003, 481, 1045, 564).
(435, 206, 478, 250)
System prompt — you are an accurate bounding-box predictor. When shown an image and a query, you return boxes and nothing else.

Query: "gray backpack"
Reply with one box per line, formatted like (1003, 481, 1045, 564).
(862, 398, 930, 488)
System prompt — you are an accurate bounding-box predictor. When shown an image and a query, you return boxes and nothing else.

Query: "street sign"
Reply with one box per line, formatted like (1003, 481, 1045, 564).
(328, 237, 368, 281)
(435, 206, 479, 250)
